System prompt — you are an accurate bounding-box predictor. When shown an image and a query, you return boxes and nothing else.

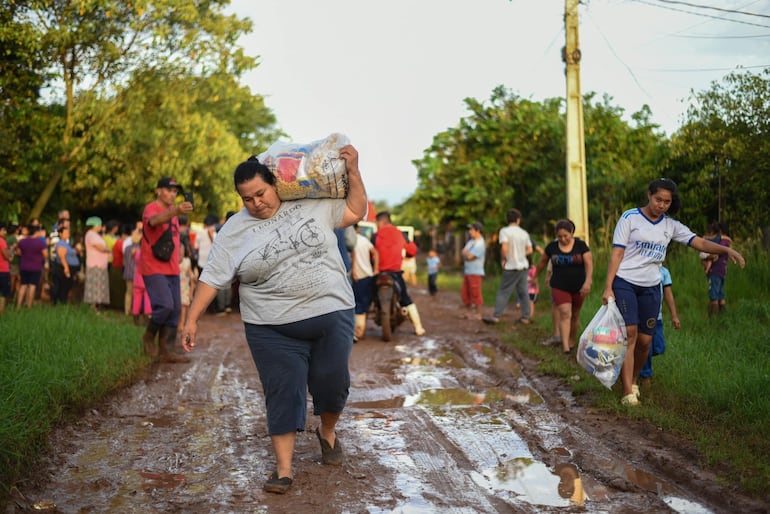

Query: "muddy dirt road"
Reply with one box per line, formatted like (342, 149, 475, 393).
(6, 287, 767, 513)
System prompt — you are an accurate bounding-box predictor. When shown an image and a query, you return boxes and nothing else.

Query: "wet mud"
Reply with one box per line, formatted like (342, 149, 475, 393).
(5, 287, 768, 513)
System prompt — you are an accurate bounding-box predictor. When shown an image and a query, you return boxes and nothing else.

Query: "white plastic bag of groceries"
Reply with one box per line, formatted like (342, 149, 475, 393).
(257, 133, 350, 200)
(576, 297, 628, 389)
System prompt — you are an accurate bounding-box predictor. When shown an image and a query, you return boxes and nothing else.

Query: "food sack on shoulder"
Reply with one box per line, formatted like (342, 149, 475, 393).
(257, 133, 350, 200)
(576, 298, 628, 389)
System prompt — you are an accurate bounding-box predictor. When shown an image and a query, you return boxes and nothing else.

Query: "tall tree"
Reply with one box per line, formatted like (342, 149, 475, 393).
(15, 0, 257, 221)
(0, 0, 54, 222)
(73, 68, 279, 219)
(669, 69, 770, 239)
(410, 86, 668, 245)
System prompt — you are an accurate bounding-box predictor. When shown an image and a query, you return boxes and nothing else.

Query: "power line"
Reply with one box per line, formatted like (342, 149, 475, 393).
(651, 0, 770, 19)
(642, 64, 770, 72)
(631, 0, 770, 29)
(585, 9, 652, 98)
(668, 33, 770, 39)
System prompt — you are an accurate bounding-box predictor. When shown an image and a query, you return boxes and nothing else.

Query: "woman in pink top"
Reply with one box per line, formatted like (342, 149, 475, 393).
(83, 216, 111, 309)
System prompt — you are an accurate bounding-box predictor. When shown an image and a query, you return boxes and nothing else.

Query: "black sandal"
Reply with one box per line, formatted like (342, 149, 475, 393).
(316, 427, 344, 466)
(263, 471, 293, 494)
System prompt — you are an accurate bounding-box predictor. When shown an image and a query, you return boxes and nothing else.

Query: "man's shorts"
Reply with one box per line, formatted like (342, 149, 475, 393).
(352, 276, 375, 315)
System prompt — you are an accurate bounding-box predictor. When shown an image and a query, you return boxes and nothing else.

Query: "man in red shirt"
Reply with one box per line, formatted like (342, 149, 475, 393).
(140, 177, 194, 362)
(374, 212, 425, 336)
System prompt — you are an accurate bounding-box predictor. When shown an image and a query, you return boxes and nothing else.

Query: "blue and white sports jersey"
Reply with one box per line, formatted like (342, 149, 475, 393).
(612, 208, 695, 287)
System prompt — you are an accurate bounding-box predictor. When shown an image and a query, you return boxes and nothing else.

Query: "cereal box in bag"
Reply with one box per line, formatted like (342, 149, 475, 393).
(257, 133, 350, 200)
(576, 297, 628, 389)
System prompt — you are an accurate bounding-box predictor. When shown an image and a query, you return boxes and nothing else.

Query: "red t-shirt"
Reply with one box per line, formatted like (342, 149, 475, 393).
(0, 238, 9, 273)
(140, 201, 181, 276)
(112, 238, 124, 269)
(375, 224, 417, 272)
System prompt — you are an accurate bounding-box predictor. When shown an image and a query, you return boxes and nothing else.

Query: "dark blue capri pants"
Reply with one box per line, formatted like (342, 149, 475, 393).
(244, 309, 354, 435)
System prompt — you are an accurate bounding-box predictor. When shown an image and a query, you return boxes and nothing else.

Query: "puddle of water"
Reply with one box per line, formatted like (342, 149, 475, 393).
(354, 326, 717, 513)
(665, 496, 714, 513)
(471, 458, 580, 508)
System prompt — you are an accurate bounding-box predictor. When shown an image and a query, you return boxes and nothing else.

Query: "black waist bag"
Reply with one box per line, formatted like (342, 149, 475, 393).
(148, 225, 174, 262)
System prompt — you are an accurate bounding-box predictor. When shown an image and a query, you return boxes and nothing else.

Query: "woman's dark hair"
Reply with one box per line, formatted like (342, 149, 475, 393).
(554, 218, 576, 234)
(647, 178, 681, 216)
(234, 156, 275, 190)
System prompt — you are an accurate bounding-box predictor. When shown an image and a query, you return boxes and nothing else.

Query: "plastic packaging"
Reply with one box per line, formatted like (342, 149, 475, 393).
(576, 298, 628, 389)
(257, 133, 350, 200)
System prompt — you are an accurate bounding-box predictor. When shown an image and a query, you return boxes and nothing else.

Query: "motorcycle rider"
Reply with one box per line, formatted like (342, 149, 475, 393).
(373, 212, 426, 336)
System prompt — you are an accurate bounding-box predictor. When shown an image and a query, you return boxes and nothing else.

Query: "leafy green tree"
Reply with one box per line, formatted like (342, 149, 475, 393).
(411, 86, 565, 240)
(69, 68, 279, 220)
(0, 1, 55, 223)
(410, 86, 668, 248)
(582, 95, 669, 245)
(669, 69, 770, 240)
(11, 0, 258, 221)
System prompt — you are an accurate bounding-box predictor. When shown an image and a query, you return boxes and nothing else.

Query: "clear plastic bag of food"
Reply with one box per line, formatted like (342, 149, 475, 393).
(257, 133, 350, 200)
(576, 298, 628, 389)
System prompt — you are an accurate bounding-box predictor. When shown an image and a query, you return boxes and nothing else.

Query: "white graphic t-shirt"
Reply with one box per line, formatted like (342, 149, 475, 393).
(200, 199, 352, 324)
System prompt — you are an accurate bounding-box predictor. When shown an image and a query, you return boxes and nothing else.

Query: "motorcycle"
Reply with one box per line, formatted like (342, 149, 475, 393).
(373, 271, 407, 342)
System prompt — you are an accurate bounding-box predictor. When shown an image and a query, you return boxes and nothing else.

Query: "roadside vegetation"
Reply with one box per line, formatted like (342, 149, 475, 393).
(0, 306, 146, 499)
(437, 242, 770, 499)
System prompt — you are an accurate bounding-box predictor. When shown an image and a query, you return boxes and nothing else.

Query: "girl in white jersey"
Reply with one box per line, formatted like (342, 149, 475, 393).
(602, 178, 745, 407)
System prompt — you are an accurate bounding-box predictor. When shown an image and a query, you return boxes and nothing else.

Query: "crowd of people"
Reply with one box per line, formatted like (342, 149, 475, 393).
(0, 188, 235, 326)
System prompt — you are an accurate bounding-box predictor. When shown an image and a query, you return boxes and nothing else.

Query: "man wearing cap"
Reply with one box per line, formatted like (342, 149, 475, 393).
(140, 177, 194, 362)
(484, 208, 533, 325)
(461, 222, 486, 320)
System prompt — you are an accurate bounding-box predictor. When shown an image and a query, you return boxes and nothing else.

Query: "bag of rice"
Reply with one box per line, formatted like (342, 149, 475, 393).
(257, 133, 350, 200)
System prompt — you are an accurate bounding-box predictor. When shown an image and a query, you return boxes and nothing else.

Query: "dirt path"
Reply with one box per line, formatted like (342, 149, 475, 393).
(6, 286, 767, 513)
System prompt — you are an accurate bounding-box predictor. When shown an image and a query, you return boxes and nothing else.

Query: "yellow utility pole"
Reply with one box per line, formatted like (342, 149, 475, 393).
(563, 0, 589, 245)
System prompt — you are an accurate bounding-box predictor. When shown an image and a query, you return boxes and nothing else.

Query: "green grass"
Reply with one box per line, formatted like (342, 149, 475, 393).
(432, 245, 770, 499)
(0, 305, 147, 496)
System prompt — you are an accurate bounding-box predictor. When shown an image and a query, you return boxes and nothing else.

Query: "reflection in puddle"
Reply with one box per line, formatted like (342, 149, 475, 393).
(471, 458, 578, 508)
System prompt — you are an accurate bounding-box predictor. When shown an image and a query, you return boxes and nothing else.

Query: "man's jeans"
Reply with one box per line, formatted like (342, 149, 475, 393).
(493, 269, 530, 319)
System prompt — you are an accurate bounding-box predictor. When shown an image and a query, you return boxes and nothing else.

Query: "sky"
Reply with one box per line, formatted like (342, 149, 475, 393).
(227, 0, 770, 205)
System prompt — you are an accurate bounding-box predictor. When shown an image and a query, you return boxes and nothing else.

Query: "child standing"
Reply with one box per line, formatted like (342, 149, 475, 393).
(426, 249, 441, 296)
(527, 257, 539, 319)
(179, 244, 197, 333)
(131, 246, 152, 325)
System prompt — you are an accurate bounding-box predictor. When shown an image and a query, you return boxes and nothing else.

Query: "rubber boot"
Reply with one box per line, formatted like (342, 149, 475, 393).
(354, 314, 367, 341)
(405, 303, 426, 336)
(708, 303, 719, 318)
(142, 320, 161, 357)
(157, 325, 190, 363)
